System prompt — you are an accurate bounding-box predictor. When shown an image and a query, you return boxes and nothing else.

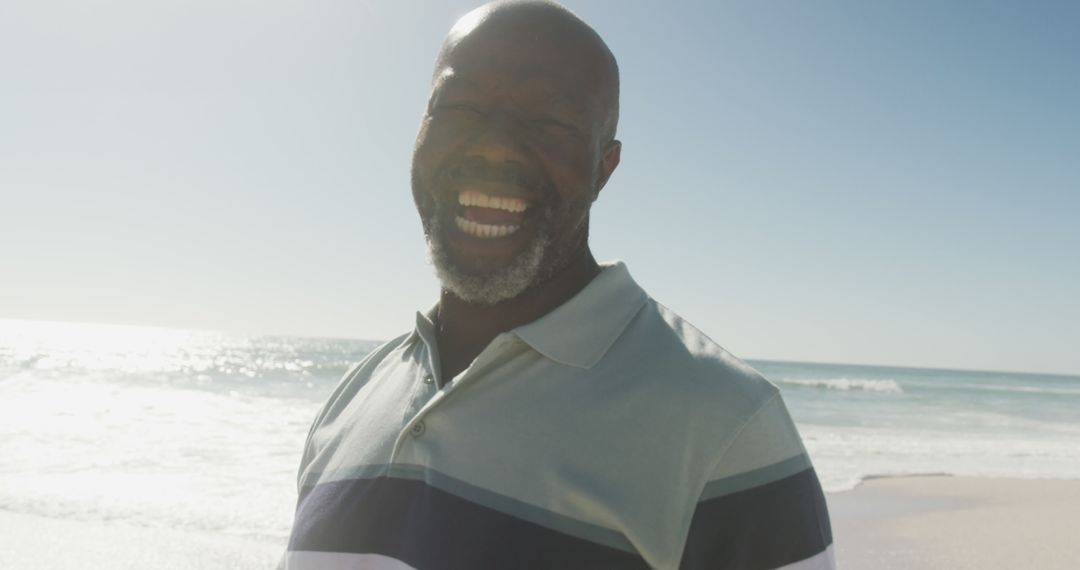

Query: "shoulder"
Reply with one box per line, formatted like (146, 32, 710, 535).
(610, 297, 778, 414)
(341, 331, 415, 388)
(296, 331, 415, 482)
(308, 331, 414, 429)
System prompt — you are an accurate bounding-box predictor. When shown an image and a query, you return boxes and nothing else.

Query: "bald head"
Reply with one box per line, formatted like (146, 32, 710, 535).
(412, 0, 624, 300)
(434, 0, 620, 141)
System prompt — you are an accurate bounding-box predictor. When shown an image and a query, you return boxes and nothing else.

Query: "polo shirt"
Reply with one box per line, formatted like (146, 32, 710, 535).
(283, 261, 833, 570)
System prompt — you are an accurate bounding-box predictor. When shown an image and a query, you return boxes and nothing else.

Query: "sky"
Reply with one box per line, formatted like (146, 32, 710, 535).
(2, 0, 1077, 375)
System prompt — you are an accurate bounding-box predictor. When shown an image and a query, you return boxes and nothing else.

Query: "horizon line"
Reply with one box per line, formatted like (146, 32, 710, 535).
(2, 316, 1078, 379)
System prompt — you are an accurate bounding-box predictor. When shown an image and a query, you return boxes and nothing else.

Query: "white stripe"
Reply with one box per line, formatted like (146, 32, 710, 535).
(774, 545, 836, 570)
(284, 551, 420, 570)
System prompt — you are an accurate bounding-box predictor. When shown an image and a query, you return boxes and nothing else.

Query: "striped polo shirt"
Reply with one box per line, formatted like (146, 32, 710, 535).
(284, 262, 833, 569)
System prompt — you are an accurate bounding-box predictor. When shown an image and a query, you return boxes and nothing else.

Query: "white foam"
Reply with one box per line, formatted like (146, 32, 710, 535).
(0, 374, 317, 538)
(803, 424, 1080, 493)
(781, 377, 904, 394)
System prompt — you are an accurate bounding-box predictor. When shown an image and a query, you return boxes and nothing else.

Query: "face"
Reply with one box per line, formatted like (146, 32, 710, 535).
(412, 16, 619, 304)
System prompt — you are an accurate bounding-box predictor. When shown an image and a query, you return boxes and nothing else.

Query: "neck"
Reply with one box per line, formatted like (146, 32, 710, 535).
(433, 248, 600, 381)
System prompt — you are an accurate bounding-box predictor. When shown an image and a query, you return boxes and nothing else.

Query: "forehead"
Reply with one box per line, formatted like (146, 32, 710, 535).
(434, 20, 608, 107)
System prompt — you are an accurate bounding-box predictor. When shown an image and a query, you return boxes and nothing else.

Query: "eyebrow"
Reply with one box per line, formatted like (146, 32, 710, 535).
(434, 69, 477, 90)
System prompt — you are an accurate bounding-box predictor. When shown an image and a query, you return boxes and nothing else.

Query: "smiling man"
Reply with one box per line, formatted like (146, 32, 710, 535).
(282, 2, 833, 569)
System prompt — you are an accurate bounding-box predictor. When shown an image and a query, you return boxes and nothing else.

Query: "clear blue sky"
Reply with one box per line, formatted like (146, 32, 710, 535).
(2, 0, 1077, 375)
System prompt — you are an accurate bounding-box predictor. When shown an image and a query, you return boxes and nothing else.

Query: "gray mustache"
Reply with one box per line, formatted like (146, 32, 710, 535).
(439, 157, 552, 196)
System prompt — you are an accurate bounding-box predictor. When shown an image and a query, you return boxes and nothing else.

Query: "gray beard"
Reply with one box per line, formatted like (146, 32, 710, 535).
(425, 214, 553, 306)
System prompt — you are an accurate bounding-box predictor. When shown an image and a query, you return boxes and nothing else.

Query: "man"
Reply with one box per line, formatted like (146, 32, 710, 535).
(283, 1, 833, 568)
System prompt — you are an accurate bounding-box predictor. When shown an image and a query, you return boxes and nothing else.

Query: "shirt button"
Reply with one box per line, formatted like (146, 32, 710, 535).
(410, 421, 426, 437)
(423, 375, 434, 384)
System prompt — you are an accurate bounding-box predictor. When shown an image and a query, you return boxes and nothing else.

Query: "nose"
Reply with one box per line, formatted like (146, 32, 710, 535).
(462, 113, 531, 166)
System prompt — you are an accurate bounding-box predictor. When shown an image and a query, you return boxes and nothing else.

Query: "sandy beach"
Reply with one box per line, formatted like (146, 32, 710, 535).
(828, 476, 1080, 569)
(1, 476, 1078, 569)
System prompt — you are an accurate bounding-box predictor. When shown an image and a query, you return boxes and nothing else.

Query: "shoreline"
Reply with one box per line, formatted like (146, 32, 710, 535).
(2, 475, 1078, 569)
(826, 475, 1080, 569)
(0, 509, 283, 570)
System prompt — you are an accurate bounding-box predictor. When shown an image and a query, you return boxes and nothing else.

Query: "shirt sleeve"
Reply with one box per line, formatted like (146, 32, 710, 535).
(678, 392, 834, 570)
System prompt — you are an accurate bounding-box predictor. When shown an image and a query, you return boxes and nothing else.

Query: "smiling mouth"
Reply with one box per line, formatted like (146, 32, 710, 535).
(453, 190, 532, 239)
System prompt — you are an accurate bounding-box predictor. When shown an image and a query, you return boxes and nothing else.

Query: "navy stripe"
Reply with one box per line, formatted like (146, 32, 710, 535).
(309, 464, 637, 552)
(289, 476, 651, 570)
(679, 468, 833, 570)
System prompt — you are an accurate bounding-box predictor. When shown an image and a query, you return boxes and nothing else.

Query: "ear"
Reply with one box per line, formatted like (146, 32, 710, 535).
(593, 139, 622, 200)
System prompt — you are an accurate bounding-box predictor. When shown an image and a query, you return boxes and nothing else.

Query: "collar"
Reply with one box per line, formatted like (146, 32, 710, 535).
(409, 304, 440, 350)
(513, 261, 648, 369)
(409, 261, 648, 370)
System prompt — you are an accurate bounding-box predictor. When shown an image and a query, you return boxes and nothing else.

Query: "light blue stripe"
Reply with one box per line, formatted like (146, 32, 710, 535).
(700, 453, 812, 501)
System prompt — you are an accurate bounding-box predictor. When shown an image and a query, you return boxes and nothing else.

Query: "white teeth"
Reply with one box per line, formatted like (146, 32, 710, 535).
(457, 190, 528, 213)
(454, 216, 520, 239)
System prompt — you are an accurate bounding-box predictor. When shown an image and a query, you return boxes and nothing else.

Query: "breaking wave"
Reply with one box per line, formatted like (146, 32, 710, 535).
(780, 377, 904, 394)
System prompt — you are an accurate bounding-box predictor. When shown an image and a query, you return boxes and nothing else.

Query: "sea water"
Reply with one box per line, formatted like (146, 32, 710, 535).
(754, 360, 1080, 490)
(2, 319, 1079, 544)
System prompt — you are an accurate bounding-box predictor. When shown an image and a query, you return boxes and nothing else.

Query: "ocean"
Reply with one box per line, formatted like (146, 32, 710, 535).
(2, 319, 1078, 548)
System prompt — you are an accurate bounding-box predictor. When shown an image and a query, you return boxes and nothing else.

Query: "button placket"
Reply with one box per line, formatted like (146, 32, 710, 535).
(389, 386, 448, 463)
(408, 373, 435, 439)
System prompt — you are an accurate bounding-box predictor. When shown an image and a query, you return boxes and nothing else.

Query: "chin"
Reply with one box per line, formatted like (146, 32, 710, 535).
(426, 216, 553, 305)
